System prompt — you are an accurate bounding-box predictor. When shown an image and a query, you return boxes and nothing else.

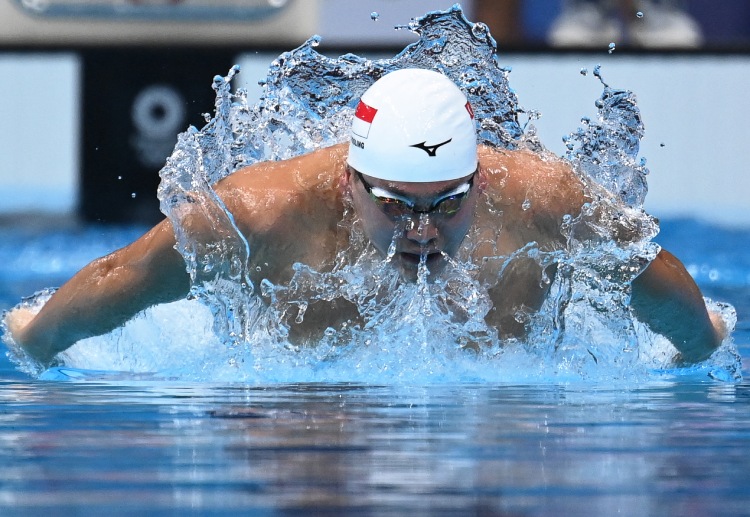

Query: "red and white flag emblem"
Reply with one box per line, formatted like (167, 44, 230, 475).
(352, 100, 378, 139)
(465, 101, 474, 119)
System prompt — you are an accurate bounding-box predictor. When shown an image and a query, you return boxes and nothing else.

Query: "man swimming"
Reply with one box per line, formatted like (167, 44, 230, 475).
(5, 68, 726, 366)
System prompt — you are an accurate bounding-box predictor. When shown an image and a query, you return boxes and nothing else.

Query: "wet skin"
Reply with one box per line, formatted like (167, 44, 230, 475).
(347, 167, 481, 282)
(5, 144, 726, 364)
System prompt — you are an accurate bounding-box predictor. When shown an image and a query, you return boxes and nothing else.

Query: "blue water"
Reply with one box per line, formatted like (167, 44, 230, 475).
(2, 6, 749, 514)
(0, 217, 748, 515)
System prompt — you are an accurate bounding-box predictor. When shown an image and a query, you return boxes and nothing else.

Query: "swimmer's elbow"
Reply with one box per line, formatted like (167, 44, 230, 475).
(631, 298, 722, 363)
(631, 251, 724, 363)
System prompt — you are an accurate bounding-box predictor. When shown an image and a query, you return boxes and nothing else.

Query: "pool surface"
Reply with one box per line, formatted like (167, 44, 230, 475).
(0, 216, 748, 515)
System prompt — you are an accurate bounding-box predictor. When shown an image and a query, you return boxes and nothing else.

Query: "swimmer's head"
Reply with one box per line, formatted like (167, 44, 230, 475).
(347, 68, 477, 183)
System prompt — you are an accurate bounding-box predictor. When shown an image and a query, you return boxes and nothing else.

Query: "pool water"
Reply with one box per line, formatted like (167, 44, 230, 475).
(2, 5, 749, 511)
(0, 217, 748, 515)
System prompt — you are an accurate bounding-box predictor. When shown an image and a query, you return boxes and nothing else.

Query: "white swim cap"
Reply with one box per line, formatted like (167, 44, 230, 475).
(347, 68, 477, 183)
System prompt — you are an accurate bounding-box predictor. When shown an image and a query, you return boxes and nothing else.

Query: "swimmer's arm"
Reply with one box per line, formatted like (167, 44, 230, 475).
(6, 220, 189, 365)
(630, 249, 726, 363)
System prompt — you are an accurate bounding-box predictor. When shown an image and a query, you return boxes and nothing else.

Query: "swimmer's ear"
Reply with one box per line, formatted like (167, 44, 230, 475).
(341, 165, 354, 193)
(476, 166, 488, 192)
(344, 165, 358, 189)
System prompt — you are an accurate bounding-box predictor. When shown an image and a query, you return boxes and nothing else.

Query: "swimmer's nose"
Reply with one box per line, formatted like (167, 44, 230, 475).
(404, 213, 439, 247)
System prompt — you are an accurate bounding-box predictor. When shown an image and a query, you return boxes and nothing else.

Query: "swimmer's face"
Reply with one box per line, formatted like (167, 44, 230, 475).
(348, 166, 480, 281)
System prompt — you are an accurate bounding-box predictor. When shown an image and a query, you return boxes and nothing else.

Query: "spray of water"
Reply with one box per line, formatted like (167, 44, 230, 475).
(3, 5, 741, 383)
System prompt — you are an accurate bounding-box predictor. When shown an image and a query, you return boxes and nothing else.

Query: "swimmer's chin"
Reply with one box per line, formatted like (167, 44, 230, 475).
(393, 252, 446, 282)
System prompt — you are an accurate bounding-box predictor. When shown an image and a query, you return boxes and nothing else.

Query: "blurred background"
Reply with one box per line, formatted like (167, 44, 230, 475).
(1, 0, 749, 226)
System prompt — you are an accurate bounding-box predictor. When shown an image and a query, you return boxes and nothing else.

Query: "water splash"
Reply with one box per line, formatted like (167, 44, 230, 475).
(564, 65, 650, 208)
(4, 5, 741, 383)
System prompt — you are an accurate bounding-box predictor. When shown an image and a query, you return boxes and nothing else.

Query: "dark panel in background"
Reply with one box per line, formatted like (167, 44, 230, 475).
(80, 49, 233, 224)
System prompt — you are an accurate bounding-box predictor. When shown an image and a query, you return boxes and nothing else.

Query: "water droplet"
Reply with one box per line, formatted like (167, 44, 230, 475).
(370, 11, 379, 21)
(608, 42, 616, 54)
(580, 68, 588, 76)
(522, 199, 531, 211)
(295, 303, 308, 324)
(636, 11, 644, 19)
(131, 193, 137, 199)
(472, 22, 490, 39)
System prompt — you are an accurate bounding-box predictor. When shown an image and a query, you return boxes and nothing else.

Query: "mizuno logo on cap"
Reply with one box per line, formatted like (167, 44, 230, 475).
(410, 138, 452, 157)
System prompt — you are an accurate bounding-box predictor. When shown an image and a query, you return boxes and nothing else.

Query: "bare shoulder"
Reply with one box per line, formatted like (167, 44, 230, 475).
(219, 144, 346, 194)
(214, 143, 348, 281)
(216, 144, 346, 225)
(476, 145, 589, 249)
(478, 145, 585, 209)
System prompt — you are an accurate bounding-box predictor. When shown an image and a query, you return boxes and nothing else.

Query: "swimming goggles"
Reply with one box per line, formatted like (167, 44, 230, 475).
(354, 168, 474, 219)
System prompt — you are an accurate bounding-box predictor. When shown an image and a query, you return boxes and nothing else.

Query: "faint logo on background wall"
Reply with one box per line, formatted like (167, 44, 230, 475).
(130, 84, 185, 168)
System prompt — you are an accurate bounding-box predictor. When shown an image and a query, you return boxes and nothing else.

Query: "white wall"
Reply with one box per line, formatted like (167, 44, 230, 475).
(0, 53, 80, 213)
(1, 51, 748, 226)
(502, 54, 750, 227)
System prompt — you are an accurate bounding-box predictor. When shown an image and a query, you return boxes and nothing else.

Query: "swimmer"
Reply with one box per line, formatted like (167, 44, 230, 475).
(5, 68, 726, 366)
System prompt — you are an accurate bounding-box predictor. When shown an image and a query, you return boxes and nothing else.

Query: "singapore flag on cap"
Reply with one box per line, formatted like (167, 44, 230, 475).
(352, 100, 378, 139)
